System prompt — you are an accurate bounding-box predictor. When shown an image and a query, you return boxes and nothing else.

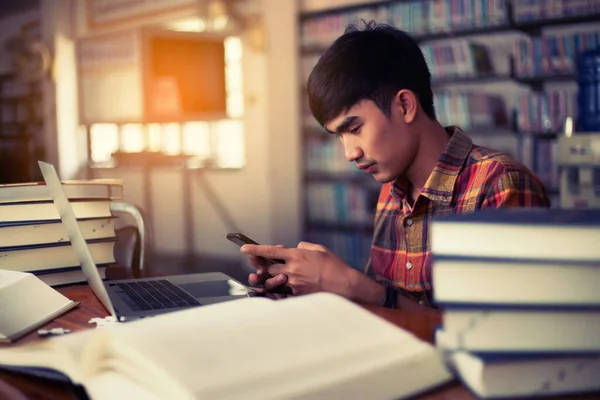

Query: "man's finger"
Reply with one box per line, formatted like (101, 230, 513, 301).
(297, 241, 328, 252)
(266, 263, 287, 276)
(248, 255, 270, 268)
(241, 244, 292, 260)
(248, 273, 265, 287)
(264, 274, 287, 291)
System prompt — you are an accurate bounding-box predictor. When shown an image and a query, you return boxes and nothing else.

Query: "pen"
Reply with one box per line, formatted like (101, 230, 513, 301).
(37, 328, 71, 337)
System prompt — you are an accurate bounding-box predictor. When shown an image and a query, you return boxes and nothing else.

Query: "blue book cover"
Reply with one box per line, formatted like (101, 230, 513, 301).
(0, 237, 116, 252)
(432, 253, 599, 265)
(432, 208, 600, 225)
(438, 300, 600, 311)
(31, 264, 112, 276)
(0, 216, 115, 228)
(463, 351, 600, 361)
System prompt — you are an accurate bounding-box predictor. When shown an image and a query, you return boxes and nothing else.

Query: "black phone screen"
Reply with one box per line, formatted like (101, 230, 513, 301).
(226, 233, 286, 264)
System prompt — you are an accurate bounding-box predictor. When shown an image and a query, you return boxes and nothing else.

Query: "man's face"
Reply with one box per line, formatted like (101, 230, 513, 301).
(324, 99, 418, 183)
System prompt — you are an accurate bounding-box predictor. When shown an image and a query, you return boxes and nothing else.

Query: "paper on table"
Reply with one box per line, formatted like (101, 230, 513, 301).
(0, 270, 27, 289)
(0, 270, 76, 343)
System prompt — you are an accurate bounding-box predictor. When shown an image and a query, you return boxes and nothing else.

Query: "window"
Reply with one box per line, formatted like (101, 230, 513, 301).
(86, 36, 244, 169)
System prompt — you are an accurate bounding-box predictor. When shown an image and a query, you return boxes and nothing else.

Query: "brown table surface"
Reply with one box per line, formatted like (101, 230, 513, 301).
(0, 269, 598, 400)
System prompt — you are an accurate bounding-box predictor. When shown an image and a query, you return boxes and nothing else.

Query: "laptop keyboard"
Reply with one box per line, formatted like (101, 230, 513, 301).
(111, 280, 200, 311)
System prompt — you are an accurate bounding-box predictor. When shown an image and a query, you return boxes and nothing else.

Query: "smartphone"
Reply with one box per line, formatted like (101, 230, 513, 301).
(226, 233, 286, 264)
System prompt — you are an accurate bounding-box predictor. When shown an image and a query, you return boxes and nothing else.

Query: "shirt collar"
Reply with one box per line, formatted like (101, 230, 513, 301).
(391, 126, 473, 205)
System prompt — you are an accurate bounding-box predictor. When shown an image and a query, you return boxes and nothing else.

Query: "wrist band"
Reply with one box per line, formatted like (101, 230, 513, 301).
(382, 283, 397, 309)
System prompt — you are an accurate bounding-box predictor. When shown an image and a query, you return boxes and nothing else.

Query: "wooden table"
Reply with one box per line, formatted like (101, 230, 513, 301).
(0, 278, 598, 400)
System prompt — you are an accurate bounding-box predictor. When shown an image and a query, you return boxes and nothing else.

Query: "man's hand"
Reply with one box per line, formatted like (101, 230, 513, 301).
(246, 244, 289, 292)
(242, 241, 383, 302)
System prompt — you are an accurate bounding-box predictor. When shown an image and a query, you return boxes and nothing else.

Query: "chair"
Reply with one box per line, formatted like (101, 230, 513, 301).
(110, 201, 148, 277)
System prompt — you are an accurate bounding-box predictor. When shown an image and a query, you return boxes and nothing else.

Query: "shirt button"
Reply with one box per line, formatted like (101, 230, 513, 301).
(406, 219, 413, 226)
(406, 262, 413, 270)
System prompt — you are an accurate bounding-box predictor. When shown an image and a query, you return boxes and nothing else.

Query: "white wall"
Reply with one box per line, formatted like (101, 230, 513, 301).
(41, 0, 82, 180)
(263, 0, 302, 249)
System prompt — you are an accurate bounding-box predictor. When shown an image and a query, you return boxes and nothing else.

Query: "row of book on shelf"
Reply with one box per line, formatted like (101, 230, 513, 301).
(306, 182, 377, 226)
(430, 207, 600, 398)
(0, 180, 123, 287)
(305, 136, 361, 174)
(513, 0, 600, 21)
(302, 29, 600, 84)
(514, 30, 600, 78)
(390, 0, 508, 35)
(421, 40, 493, 80)
(301, 0, 600, 49)
(306, 229, 372, 272)
(301, 0, 510, 47)
(516, 89, 577, 133)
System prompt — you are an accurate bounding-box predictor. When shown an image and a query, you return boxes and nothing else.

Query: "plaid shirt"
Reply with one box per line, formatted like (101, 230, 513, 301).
(365, 127, 550, 306)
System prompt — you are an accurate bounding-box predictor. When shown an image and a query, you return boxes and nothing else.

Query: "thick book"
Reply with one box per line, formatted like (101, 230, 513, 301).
(0, 293, 452, 400)
(0, 180, 123, 204)
(35, 265, 109, 287)
(0, 200, 113, 224)
(432, 256, 600, 306)
(441, 349, 600, 399)
(0, 218, 116, 248)
(0, 239, 116, 273)
(430, 208, 600, 263)
(0, 270, 78, 343)
(437, 307, 600, 353)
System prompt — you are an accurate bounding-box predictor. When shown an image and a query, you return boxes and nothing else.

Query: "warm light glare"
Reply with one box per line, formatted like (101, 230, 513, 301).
(225, 36, 243, 118)
(162, 123, 181, 155)
(225, 37, 242, 60)
(148, 123, 162, 152)
(166, 17, 207, 32)
(183, 122, 211, 157)
(87, 37, 246, 168)
(90, 123, 119, 163)
(565, 116, 574, 137)
(121, 124, 144, 152)
(211, 15, 229, 31)
(214, 120, 245, 168)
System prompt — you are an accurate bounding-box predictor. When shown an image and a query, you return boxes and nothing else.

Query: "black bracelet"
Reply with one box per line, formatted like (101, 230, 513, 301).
(382, 284, 398, 309)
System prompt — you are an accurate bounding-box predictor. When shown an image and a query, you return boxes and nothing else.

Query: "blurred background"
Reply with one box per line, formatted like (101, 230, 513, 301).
(0, 0, 599, 280)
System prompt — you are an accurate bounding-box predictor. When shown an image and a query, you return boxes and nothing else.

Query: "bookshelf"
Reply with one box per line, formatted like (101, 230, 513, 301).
(298, 0, 600, 269)
(0, 73, 45, 184)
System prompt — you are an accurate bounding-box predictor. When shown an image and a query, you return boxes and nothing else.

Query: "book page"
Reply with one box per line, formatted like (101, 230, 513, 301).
(99, 293, 447, 399)
(0, 293, 450, 399)
(0, 330, 96, 382)
(0, 271, 75, 342)
(85, 372, 169, 400)
(0, 270, 25, 289)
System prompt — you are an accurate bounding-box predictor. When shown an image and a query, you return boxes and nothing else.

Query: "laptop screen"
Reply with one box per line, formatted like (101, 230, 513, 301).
(38, 161, 116, 317)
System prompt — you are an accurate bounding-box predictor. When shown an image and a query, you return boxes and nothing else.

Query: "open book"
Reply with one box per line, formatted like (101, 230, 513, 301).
(0, 293, 452, 399)
(0, 270, 78, 342)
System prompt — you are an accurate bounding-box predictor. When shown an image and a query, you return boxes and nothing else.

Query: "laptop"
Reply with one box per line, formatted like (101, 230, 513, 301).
(39, 161, 258, 321)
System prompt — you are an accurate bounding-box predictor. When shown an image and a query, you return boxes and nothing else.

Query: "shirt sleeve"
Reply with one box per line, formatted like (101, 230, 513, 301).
(480, 168, 551, 209)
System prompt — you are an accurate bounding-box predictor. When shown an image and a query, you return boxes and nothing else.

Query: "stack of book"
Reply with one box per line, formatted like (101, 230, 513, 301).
(0, 180, 123, 286)
(431, 208, 600, 399)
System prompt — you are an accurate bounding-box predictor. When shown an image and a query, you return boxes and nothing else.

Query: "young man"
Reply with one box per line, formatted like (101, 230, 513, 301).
(241, 22, 550, 311)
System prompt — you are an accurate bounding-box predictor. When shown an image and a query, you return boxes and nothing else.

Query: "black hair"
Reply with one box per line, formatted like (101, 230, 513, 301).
(306, 21, 436, 127)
